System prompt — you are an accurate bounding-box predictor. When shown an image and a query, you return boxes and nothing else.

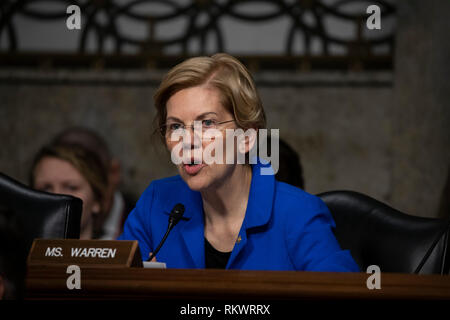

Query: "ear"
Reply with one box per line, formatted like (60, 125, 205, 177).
(92, 201, 101, 215)
(238, 128, 257, 154)
(109, 158, 121, 187)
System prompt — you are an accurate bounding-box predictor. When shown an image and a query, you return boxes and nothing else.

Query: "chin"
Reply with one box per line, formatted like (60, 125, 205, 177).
(178, 166, 212, 192)
(185, 179, 210, 191)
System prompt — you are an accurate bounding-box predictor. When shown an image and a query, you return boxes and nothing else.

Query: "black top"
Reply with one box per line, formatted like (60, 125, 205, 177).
(204, 237, 232, 269)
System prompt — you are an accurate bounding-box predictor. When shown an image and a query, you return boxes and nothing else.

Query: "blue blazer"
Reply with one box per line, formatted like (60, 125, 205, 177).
(119, 161, 359, 272)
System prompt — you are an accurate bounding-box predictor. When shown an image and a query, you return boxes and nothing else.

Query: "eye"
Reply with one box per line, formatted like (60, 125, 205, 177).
(168, 123, 183, 131)
(62, 183, 80, 193)
(66, 185, 80, 192)
(37, 184, 52, 193)
(202, 119, 216, 128)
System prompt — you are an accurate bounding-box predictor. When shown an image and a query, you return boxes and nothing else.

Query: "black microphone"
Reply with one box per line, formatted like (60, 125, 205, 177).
(147, 203, 186, 262)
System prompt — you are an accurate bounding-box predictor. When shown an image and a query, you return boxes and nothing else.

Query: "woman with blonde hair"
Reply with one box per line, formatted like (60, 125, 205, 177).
(30, 143, 108, 239)
(120, 53, 358, 271)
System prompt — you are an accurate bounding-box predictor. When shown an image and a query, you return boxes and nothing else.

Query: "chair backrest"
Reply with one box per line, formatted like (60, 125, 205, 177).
(0, 172, 82, 251)
(318, 190, 450, 275)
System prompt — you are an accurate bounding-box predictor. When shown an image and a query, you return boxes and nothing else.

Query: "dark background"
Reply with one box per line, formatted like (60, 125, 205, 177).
(0, 0, 448, 218)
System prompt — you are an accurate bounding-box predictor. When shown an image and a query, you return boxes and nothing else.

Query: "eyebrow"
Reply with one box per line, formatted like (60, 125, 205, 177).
(166, 112, 218, 123)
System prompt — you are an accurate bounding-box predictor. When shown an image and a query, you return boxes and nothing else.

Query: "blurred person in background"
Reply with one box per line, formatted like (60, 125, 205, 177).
(52, 127, 135, 239)
(266, 136, 305, 190)
(30, 143, 108, 239)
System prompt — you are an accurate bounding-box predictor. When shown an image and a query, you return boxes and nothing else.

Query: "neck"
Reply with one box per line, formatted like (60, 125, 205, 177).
(201, 164, 252, 225)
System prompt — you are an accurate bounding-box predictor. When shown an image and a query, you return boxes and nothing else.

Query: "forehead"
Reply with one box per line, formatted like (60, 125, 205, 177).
(165, 86, 231, 120)
(34, 156, 84, 183)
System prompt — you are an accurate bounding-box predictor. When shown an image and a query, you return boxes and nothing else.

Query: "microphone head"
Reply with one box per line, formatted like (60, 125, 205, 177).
(172, 203, 185, 215)
(168, 203, 185, 227)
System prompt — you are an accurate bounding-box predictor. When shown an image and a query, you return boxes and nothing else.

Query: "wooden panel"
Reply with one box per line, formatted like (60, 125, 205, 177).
(26, 266, 450, 300)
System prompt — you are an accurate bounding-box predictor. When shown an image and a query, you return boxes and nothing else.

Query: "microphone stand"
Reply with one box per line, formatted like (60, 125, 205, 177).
(147, 203, 187, 262)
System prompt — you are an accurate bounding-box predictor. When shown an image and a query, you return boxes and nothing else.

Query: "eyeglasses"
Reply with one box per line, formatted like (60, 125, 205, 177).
(160, 119, 235, 138)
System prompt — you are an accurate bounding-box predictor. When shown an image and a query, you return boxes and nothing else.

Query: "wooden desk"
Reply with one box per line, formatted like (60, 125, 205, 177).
(26, 266, 450, 300)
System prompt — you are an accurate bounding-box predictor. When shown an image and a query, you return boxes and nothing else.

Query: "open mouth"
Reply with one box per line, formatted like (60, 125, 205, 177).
(182, 162, 206, 175)
(181, 157, 203, 165)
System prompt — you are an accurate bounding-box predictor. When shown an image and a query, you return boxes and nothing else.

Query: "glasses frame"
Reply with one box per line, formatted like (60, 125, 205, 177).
(159, 119, 236, 138)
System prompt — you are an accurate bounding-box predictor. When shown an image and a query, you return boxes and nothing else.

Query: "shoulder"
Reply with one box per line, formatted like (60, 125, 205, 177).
(274, 181, 327, 212)
(272, 181, 332, 227)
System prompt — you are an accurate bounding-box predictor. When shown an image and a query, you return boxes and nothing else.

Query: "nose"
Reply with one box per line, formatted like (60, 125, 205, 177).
(182, 125, 202, 151)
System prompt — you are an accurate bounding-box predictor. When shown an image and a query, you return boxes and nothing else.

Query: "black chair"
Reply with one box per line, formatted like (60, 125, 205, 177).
(0, 172, 82, 252)
(318, 190, 450, 275)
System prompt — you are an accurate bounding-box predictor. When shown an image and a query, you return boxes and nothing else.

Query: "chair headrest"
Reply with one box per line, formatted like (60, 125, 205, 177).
(0, 172, 82, 250)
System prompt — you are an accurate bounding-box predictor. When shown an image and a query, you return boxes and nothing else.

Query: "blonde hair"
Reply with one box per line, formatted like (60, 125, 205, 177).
(30, 143, 108, 209)
(154, 53, 266, 137)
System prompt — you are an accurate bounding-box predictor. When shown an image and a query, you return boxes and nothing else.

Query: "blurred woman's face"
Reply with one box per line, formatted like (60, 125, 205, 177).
(165, 86, 239, 192)
(33, 156, 100, 239)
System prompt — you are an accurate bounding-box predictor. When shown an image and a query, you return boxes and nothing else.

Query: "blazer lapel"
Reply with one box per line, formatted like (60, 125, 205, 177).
(227, 159, 275, 268)
(179, 191, 205, 268)
(161, 182, 205, 268)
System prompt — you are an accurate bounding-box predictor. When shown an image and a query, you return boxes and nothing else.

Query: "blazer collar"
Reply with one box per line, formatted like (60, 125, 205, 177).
(225, 159, 275, 267)
(242, 158, 275, 230)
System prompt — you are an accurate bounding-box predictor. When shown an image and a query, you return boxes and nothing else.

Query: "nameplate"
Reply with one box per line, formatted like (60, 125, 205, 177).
(27, 239, 143, 268)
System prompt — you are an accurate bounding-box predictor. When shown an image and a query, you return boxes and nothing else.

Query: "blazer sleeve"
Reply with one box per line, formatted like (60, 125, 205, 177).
(118, 182, 155, 259)
(285, 195, 360, 272)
